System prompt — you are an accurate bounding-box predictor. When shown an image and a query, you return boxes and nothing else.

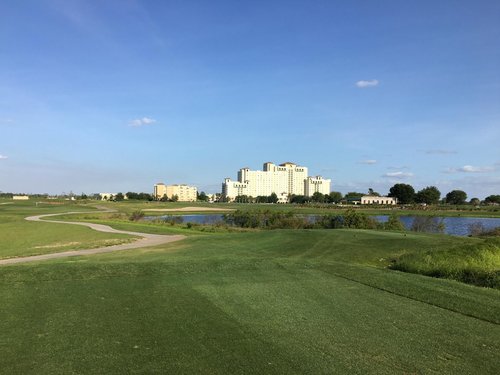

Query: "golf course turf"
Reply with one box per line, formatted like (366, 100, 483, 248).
(0, 201, 499, 374)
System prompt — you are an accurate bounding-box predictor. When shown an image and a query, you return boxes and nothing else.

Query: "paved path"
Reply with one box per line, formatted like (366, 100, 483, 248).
(0, 210, 186, 266)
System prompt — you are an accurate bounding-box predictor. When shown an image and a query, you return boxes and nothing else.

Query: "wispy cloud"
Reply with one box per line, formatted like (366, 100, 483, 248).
(356, 79, 379, 88)
(382, 171, 413, 179)
(359, 159, 377, 165)
(445, 165, 496, 174)
(129, 117, 157, 127)
(0, 155, 8, 160)
(425, 149, 457, 155)
(388, 165, 409, 170)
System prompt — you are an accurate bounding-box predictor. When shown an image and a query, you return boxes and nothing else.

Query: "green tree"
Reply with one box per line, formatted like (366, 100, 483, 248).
(415, 186, 440, 205)
(368, 188, 380, 196)
(126, 192, 137, 200)
(268, 193, 278, 204)
(484, 195, 500, 204)
(445, 190, 467, 205)
(344, 192, 364, 200)
(469, 198, 481, 206)
(388, 183, 415, 204)
(115, 192, 124, 201)
(170, 194, 179, 202)
(290, 195, 307, 204)
(311, 192, 326, 203)
(235, 195, 251, 203)
(328, 191, 343, 203)
(197, 191, 208, 201)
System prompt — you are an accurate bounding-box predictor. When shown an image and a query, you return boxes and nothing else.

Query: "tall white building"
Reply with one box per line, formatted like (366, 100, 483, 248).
(222, 162, 331, 202)
(305, 176, 331, 196)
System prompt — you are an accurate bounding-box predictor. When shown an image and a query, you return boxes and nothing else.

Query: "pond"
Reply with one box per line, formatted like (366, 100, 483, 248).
(374, 215, 500, 236)
(145, 214, 500, 236)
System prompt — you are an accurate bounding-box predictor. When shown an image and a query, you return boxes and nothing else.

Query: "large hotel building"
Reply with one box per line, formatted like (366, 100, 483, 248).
(222, 162, 331, 202)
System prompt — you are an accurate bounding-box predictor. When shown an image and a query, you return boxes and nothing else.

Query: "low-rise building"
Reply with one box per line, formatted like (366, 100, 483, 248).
(361, 196, 397, 205)
(205, 193, 218, 203)
(13, 195, 29, 200)
(154, 183, 197, 202)
(99, 193, 116, 200)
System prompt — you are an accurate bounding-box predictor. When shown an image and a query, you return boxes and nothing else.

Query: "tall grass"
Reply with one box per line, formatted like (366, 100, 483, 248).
(390, 238, 500, 288)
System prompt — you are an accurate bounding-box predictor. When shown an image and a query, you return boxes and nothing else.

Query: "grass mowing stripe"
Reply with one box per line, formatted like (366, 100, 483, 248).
(317, 262, 500, 325)
(320, 264, 499, 325)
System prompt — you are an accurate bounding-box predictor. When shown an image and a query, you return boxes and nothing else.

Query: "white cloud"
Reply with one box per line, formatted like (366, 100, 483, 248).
(388, 165, 409, 170)
(382, 171, 413, 178)
(129, 117, 157, 127)
(356, 79, 379, 88)
(459, 165, 494, 173)
(0, 155, 8, 160)
(359, 159, 377, 165)
(444, 165, 496, 174)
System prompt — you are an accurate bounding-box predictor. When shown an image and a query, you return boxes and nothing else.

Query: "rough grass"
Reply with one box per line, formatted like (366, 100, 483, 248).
(390, 238, 500, 288)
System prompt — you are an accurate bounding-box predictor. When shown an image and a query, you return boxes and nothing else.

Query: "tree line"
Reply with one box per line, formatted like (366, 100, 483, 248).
(387, 184, 499, 205)
(229, 186, 499, 205)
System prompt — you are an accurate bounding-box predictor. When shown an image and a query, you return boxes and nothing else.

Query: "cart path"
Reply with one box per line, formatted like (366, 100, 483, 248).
(0, 209, 186, 265)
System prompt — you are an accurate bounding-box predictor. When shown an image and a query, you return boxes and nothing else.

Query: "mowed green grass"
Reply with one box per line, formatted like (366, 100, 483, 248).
(1, 204, 499, 375)
(0, 201, 136, 259)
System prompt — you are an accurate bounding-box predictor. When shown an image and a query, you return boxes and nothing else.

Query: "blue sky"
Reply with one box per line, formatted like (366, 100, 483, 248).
(1, 0, 499, 198)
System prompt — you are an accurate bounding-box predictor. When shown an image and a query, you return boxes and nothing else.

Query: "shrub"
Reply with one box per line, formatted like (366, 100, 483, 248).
(410, 216, 445, 233)
(343, 209, 378, 229)
(162, 216, 184, 226)
(468, 222, 486, 236)
(383, 214, 405, 231)
(315, 215, 344, 229)
(223, 210, 311, 229)
(129, 211, 145, 221)
(468, 223, 500, 237)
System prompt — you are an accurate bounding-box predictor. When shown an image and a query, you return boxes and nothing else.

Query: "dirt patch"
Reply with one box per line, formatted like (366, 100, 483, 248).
(32, 241, 81, 249)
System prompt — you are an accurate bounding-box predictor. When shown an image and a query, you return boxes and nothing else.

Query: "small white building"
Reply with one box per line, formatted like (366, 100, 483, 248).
(205, 194, 218, 203)
(13, 195, 29, 200)
(99, 193, 116, 201)
(361, 196, 397, 205)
